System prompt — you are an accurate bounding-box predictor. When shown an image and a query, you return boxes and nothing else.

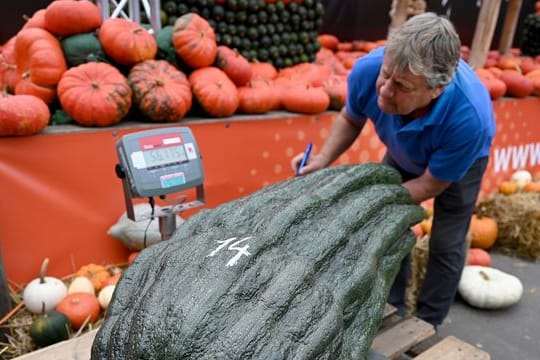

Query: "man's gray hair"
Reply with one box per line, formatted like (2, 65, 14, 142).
(386, 12, 461, 88)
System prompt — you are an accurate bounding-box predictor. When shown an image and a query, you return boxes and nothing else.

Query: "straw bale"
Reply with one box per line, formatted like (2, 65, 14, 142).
(477, 193, 540, 260)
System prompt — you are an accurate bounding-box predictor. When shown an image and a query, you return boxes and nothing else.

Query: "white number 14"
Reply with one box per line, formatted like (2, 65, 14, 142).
(207, 236, 252, 267)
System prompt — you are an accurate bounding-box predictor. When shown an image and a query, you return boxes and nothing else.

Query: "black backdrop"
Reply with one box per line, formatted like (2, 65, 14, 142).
(320, 0, 538, 48)
(1, 1, 538, 48)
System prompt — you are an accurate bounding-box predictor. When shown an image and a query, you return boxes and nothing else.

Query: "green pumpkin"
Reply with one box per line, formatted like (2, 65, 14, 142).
(155, 25, 182, 68)
(29, 310, 71, 347)
(91, 163, 423, 359)
(61, 33, 106, 67)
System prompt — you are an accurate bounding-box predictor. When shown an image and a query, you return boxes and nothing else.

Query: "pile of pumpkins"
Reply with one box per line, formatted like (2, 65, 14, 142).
(0, 0, 349, 137)
(411, 195, 525, 310)
(19, 256, 135, 347)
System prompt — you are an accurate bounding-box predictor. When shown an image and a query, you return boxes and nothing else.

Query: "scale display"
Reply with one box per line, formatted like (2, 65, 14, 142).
(116, 127, 204, 198)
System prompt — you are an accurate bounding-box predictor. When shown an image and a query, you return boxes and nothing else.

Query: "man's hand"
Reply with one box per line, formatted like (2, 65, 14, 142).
(291, 152, 328, 176)
(403, 169, 450, 204)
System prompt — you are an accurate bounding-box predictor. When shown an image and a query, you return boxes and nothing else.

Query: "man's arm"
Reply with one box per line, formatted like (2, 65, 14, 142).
(292, 108, 366, 175)
(403, 168, 450, 204)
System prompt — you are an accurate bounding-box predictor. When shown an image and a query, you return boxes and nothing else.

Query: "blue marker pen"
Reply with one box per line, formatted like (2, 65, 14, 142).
(297, 142, 313, 176)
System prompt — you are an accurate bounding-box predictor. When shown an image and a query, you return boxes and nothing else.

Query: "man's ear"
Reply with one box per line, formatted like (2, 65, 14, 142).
(432, 86, 445, 99)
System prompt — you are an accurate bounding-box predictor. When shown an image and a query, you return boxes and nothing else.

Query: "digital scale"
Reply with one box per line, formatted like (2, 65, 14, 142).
(115, 127, 205, 240)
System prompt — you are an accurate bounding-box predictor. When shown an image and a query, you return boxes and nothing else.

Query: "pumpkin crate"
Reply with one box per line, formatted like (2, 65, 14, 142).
(6, 304, 489, 360)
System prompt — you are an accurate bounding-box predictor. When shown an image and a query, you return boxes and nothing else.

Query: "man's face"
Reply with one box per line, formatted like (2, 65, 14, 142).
(375, 56, 444, 115)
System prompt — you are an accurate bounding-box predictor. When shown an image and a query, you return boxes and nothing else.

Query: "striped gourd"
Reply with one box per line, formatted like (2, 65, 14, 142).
(91, 163, 424, 359)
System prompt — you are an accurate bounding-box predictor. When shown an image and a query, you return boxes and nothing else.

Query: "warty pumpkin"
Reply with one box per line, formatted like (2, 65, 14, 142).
(215, 46, 252, 86)
(0, 37, 19, 93)
(44, 0, 102, 36)
(0, 92, 50, 136)
(172, 13, 217, 68)
(98, 18, 157, 66)
(14, 27, 67, 104)
(91, 163, 424, 359)
(57, 62, 132, 127)
(189, 66, 239, 117)
(128, 60, 192, 122)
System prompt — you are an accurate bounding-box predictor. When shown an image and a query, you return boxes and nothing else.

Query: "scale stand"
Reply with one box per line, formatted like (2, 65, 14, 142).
(116, 164, 205, 241)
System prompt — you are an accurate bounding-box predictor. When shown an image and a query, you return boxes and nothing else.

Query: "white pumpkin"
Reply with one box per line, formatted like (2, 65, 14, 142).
(22, 258, 68, 314)
(458, 265, 523, 309)
(510, 169, 532, 190)
(68, 276, 95, 295)
(98, 284, 116, 310)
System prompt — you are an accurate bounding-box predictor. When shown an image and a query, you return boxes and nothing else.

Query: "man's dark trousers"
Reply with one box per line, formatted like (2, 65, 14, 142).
(383, 154, 489, 326)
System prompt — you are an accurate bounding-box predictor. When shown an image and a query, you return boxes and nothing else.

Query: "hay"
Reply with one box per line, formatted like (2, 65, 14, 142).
(405, 234, 429, 314)
(477, 193, 540, 260)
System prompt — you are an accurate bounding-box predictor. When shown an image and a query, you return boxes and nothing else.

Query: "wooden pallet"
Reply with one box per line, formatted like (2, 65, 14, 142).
(14, 305, 490, 360)
(368, 304, 490, 360)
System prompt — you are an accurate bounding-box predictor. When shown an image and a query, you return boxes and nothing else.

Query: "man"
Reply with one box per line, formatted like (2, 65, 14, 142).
(291, 12, 495, 326)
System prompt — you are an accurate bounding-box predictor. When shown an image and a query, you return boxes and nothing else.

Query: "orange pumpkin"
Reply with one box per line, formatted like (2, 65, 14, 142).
(189, 67, 239, 117)
(237, 80, 275, 114)
(316, 34, 339, 51)
(57, 62, 132, 127)
(173, 13, 217, 69)
(523, 181, 540, 193)
(499, 70, 534, 97)
(475, 68, 506, 100)
(215, 46, 252, 86)
(44, 0, 101, 36)
(102, 272, 122, 287)
(467, 248, 492, 266)
(75, 264, 110, 291)
(250, 61, 278, 80)
(99, 18, 157, 66)
(420, 218, 432, 235)
(324, 75, 347, 110)
(0, 92, 50, 136)
(14, 28, 67, 104)
(250, 78, 281, 110)
(56, 292, 100, 329)
(469, 215, 498, 249)
(499, 180, 518, 195)
(281, 85, 330, 114)
(22, 9, 47, 30)
(128, 60, 192, 122)
(0, 37, 19, 93)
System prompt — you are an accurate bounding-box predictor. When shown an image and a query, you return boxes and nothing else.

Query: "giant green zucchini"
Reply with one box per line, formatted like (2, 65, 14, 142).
(91, 163, 423, 359)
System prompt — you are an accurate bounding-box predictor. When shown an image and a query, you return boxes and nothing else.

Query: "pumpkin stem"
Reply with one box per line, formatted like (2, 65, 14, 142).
(155, 79, 164, 87)
(41, 302, 46, 315)
(91, 82, 100, 89)
(479, 270, 490, 281)
(39, 258, 50, 284)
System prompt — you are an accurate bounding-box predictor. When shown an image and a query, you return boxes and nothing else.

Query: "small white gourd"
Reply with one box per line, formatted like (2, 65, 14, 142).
(458, 265, 523, 309)
(98, 284, 116, 310)
(68, 276, 96, 295)
(22, 258, 68, 314)
(510, 169, 532, 190)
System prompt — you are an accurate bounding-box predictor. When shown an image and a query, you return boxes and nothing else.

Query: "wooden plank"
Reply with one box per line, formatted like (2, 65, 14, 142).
(469, 0, 503, 69)
(383, 303, 397, 318)
(414, 336, 490, 360)
(371, 317, 436, 359)
(497, 0, 522, 55)
(13, 328, 98, 360)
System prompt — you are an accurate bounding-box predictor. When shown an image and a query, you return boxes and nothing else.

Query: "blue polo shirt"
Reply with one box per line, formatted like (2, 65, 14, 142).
(345, 47, 496, 182)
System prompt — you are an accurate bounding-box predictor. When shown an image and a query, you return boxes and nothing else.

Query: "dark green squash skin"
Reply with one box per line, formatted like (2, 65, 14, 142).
(91, 163, 424, 359)
(61, 33, 106, 67)
(29, 310, 71, 347)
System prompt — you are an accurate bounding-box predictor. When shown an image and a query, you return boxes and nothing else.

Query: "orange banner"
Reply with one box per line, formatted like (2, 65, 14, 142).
(1, 97, 539, 285)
